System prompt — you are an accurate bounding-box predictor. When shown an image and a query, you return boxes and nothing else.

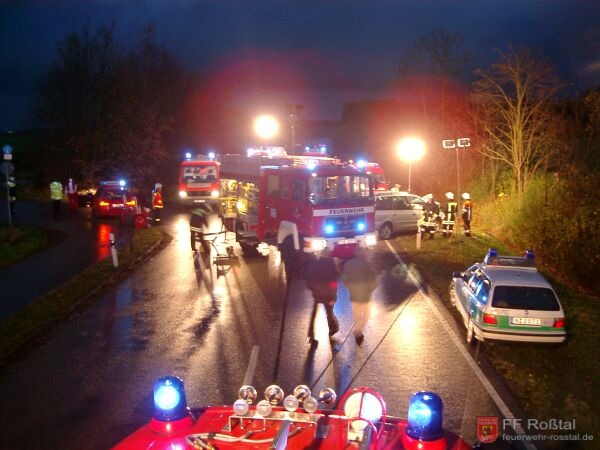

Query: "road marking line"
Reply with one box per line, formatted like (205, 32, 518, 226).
(384, 241, 535, 450)
(243, 345, 260, 387)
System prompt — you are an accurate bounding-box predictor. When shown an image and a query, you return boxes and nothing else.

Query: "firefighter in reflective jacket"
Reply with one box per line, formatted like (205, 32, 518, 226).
(50, 180, 63, 219)
(151, 183, 163, 222)
(441, 192, 458, 236)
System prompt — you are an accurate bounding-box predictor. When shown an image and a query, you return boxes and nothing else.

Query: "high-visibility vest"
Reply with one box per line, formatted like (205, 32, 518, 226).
(50, 181, 63, 200)
(152, 190, 163, 209)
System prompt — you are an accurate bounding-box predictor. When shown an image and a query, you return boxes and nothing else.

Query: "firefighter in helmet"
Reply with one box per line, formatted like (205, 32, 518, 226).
(151, 183, 163, 223)
(441, 192, 458, 236)
(461, 192, 473, 237)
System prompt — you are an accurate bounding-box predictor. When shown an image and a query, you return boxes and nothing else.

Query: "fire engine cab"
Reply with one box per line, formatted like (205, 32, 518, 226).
(178, 153, 220, 206)
(354, 160, 390, 191)
(217, 147, 377, 260)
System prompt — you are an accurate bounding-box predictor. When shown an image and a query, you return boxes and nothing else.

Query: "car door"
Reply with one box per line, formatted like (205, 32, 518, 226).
(393, 196, 420, 231)
(375, 196, 394, 231)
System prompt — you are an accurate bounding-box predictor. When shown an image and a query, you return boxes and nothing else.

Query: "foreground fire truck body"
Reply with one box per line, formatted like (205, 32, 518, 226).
(218, 148, 377, 258)
(113, 376, 472, 450)
(178, 155, 221, 206)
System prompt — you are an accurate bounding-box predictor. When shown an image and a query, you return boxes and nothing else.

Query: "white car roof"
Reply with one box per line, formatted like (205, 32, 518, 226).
(480, 264, 553, 289)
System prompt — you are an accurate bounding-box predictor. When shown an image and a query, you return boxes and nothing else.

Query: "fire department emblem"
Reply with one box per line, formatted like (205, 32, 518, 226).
(477, 416, 499, 443)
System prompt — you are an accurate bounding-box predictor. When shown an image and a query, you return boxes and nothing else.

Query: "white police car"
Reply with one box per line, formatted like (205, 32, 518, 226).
(451, 248, 566, 344)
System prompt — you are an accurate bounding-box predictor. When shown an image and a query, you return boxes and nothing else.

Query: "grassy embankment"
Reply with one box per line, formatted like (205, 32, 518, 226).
(0, 226, 166, 370)
(393, 232, 599, 447)
(0, 224, 63, 269)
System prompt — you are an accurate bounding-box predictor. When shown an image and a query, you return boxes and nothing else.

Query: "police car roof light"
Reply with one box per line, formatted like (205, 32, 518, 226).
(406, 391, 444, 441)
(153, 376, 188, 422)
(525, 250, 535, 260)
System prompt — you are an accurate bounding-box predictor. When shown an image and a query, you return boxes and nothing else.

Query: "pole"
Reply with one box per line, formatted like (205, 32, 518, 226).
(109, 232, 119, 268)
(4, 165, 11, 227)
(408, 163, 412, 192)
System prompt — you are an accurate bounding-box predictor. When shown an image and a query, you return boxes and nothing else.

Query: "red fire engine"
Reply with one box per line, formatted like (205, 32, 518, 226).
(217, 147, 378, 261)
(113, 375, 472, 449)
(178, 153, 220, 206)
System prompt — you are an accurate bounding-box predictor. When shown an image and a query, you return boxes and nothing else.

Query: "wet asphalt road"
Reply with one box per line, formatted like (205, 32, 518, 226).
(0, 208, 522, 450)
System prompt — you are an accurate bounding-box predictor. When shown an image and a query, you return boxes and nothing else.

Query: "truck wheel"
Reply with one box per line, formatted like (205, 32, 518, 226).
(378, 223, 393, 240)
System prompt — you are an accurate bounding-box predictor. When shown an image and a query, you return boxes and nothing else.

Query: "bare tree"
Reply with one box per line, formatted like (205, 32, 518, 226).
(474, 46, 565, 195)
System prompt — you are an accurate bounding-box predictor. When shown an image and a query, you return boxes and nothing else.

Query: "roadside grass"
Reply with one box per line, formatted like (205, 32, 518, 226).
(0, 226, 167, 370)
(0, 224, 65, 269)
(393, 232, 599, 445)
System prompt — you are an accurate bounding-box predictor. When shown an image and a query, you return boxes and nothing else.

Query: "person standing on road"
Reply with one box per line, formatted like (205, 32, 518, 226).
(341, 245, 377, 345)
(7, 176, 16, 215)
(461, 192, 473, 237)
(65, 177, 78, 213)
(303, 253, 341, 345)
(50, 180, 63, 219)
(151, 182, 163, 223)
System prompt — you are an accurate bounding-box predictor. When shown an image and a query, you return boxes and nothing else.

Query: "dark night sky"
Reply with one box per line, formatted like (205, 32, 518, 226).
(1, 0, 599, 131)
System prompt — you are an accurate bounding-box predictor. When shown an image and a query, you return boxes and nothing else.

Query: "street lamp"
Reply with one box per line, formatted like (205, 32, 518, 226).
(253, 115, 280, 142)
(397, 137, 426, 192)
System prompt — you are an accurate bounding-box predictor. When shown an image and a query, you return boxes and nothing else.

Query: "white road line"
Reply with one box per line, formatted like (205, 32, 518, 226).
(243, 345, 260, 387)
(384, 241, 536, 450)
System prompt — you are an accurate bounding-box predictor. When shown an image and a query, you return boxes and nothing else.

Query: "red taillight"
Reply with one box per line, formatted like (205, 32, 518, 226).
(553, 318, 565, 328)
(328, 281, 338, 289)
(483, 313, 497, 325)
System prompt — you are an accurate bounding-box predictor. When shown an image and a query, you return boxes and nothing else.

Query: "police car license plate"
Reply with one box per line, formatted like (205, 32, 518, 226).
(511, 317, 541, 326)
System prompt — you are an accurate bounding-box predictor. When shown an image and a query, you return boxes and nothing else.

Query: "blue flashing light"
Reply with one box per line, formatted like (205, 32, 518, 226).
(357, 222, 366, 231)
(307, 162, 317, 171)
(406, 391, 444, 441)
(119, 180, 126, 187)
(305, 146, 310, 151)
(153, 376, 188, 422)
(325, 224, 335, 234)
(488, 248, 497, 257)
(525, 250, 535, 260)
(185, 152, 192, 160)
(208, 151, 215, 160)
(356, 159, 366, 169)
(320, 146, 327, 153)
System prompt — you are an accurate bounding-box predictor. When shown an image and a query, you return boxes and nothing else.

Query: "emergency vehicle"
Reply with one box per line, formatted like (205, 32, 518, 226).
(217, 146, 377, 260)
(178, 153, 220, 206)
(354, 160, 390, 191)
(113, 375, 472, 449)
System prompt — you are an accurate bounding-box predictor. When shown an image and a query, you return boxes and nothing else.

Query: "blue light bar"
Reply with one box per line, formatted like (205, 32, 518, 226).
(325, 224, 335, 234)
(153, 376, 188, 421)
(357, 222, 366, 231)
(119, 180, 126, 187)
(406, 391, 444, 441)
(356, 159, 366, 169)
(208, 151, 215, 160)
(488, 248, 497, 257)
(525, 250, 535, 260)
(185, 152, 192, 160)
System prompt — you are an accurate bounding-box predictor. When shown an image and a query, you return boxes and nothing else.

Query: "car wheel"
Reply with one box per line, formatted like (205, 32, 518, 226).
(466, 319, 476, 344)
(378, 222, 393, 240)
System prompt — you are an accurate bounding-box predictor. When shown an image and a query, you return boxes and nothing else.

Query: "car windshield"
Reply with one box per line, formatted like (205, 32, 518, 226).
(308, 175, 373, 205)
(491, 286, 560, 311)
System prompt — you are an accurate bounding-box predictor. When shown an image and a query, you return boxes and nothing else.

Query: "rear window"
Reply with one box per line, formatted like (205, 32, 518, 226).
(491, 286, 560, 311)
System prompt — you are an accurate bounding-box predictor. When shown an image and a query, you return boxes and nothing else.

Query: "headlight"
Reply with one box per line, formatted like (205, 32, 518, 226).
(211, 190, 219, 198)
(365, 233, 377, 246)
(179, 191, 188, 198)
(310, 239, 327, 252)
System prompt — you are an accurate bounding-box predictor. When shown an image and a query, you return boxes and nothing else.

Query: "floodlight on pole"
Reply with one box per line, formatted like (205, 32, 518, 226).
(253, 115, 280, 141)
(397, 137, 426, 192)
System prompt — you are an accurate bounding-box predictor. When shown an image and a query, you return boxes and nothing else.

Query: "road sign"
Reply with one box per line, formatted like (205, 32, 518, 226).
(3, 144, 13, 160)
